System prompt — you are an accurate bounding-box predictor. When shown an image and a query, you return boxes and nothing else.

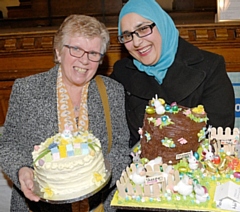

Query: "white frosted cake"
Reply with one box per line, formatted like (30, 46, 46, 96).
(32, 130, 107, 200)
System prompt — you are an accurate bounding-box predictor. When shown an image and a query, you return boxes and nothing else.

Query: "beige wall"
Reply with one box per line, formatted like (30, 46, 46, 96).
(0, 0, 19, 18)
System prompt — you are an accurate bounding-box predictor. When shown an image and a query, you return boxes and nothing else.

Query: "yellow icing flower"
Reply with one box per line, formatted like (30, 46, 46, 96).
(93, 172, 103, 182)
(59, 138, 69, 145)
(82, 131, 89, 137)
(74, 137, 84, 143)
(90, 150, 95, 156)
(41, 186, 54, 198)
(192, 105, 205, 114)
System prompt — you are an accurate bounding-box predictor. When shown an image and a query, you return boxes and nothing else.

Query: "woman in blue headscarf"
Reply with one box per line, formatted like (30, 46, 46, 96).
(110, 0, 235, 148)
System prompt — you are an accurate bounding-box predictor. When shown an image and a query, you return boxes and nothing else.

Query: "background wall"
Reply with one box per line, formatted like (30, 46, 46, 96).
(0, 0, 19, 18)
(0, 0, 217, 28)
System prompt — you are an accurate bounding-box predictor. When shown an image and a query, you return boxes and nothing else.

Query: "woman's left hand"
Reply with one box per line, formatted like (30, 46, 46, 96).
(18, 167, 40, 202)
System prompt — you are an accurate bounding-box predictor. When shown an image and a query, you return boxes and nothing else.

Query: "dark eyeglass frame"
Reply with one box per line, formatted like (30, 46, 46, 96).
(63, 45, 104, 62)
(118, 22, 156, 44)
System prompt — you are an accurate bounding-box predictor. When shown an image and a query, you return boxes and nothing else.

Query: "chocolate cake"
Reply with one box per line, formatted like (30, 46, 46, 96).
(139, 97, 208, 164)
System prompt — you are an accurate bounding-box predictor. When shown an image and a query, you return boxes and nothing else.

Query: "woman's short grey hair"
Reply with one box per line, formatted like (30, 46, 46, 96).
(53, 14, 110, 63)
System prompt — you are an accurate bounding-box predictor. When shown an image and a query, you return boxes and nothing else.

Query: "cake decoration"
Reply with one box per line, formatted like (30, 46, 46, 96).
(152, 95, 165, 115)
(112, 126, 240, 211)
(111, 96, 240, 211)
(33, 129, 100, 165)
(161, 137, 175, 148)
(214, 181, 240, 211)
(32, 126, 108, 200)
(140, 97, 208, 163)
(178, 137, 188, 145)
(188, 151, 199, 170)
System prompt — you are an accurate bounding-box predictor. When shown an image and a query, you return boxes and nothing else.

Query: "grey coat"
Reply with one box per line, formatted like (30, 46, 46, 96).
(0, 65, 130, 212)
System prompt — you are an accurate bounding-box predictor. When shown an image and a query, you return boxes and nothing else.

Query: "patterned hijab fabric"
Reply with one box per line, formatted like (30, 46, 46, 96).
(118, 0, 179, 84)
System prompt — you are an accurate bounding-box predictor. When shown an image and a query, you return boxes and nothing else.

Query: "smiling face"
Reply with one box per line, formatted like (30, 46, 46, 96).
(56, 35, 102, 87)
(120, 13, 162, 66)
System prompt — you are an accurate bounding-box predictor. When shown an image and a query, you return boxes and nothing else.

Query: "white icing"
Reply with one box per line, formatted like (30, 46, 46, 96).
(32, 131, 106, 198)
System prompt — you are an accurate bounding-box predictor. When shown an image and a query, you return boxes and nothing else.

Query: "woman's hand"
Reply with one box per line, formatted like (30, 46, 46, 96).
(18, 167, 40, 202)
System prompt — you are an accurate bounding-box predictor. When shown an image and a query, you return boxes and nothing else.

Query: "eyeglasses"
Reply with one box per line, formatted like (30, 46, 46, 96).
(64, 45, 104, 62)
(118, 23, 156, 44)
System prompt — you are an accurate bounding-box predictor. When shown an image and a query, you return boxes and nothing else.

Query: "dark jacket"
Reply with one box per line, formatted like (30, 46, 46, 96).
(0, 65, 130, 212)
(110, 37, 235, 147)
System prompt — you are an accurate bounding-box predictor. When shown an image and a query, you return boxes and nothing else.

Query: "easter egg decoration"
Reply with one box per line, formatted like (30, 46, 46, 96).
(145, 106, 156, 114)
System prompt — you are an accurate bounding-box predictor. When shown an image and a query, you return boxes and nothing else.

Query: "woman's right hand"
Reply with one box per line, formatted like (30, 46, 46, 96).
(18, 167, 40, 202)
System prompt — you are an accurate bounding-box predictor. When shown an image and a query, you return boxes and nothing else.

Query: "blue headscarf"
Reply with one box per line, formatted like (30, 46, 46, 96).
(118, 0, 179, 84)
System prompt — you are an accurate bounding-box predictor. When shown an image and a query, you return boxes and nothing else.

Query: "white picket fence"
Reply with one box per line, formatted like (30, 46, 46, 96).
(116, 163, 180, 199)
(210, 127, 239, 155)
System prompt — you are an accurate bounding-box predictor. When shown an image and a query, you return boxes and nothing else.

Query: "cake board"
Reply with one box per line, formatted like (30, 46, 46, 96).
(34, 159, 111, 204)
(111, 189, 235, 212)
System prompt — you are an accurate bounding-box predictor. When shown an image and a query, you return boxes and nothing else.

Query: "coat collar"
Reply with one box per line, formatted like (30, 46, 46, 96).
(123, 38, 206, 103)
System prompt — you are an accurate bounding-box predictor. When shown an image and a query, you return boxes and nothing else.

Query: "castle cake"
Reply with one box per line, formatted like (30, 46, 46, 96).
(111, 96, 240, 211)
(139, 95, 208, 164)
(32, 128, 108, 200)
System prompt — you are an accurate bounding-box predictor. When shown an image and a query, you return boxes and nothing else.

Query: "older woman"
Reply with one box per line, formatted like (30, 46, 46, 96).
(110, 0, 235, 148)
(0, 15, 130, 212)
